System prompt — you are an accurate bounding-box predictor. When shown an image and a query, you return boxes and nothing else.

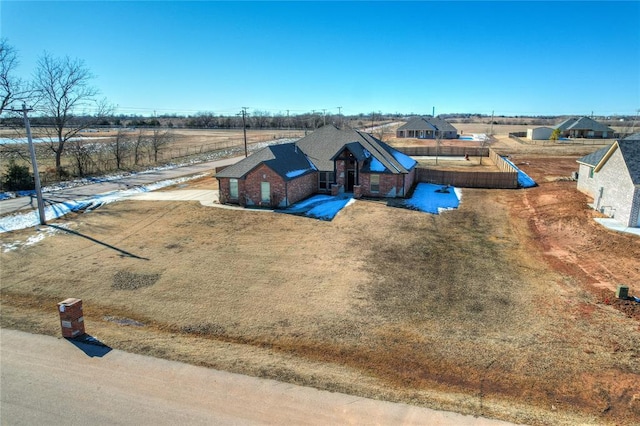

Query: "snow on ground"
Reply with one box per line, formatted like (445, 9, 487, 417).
(1, 223, 73, 252)
(0, 174, 208, 235)
(403, 183, 462, 214)
(501, 157, 537, 188)
(279, 194, 355, 221)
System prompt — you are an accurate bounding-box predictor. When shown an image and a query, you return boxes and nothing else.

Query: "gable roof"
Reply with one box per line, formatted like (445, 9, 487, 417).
(616, 140, 640, 185)
(576, 145, 610, 167)
(589, 140, 640, 185)
(397, 116, 457, 133)
(216, 142, 316, 180)
(623, 132, 640, 141)
(554, 116, 613, 132)
(296, 125, 416, 174)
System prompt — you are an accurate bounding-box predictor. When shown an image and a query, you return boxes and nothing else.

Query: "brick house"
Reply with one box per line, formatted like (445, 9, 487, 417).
(576, 136, 640, 227)
(396, 116, 458, 139)
(216, 125, 417, 208)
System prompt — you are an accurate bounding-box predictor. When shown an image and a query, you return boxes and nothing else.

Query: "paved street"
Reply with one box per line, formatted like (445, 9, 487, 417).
(1, 329, 514, 426)
(0, 156, 243, 216)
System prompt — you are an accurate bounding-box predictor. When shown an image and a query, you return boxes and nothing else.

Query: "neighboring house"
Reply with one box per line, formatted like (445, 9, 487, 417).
(217, 125, 417, 208)
(576, 137, 640, 227)
(527, 127, 553, 140)
(555, 116, 614, 139)
(396, 116, 458, 139)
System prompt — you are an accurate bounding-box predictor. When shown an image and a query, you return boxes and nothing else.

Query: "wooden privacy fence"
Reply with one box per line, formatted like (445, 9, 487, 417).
(397, 146, 489, 157)
(415, 168, 518, 188)
(411, 147, 519, 189)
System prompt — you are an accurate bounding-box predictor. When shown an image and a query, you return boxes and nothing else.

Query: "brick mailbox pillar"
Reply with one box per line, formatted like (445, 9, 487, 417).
(58, 298, 85, 338)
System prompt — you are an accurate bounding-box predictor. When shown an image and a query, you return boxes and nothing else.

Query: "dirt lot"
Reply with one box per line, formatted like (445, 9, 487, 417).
(1, 136, 639, 425)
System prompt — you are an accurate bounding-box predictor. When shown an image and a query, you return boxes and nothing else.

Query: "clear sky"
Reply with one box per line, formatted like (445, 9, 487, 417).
(2, 1, 639, 117)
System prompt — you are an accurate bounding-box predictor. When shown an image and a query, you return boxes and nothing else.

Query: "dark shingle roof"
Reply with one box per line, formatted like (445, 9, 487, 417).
(396, 116, 457, 133)
(577, 145, 611, 166)
(623, 132, 640, 141)
(296, 125, 416, 173)
(617, 140, 640, 185)
(554, 116, 613, 132)
(216, 142, 315, 180)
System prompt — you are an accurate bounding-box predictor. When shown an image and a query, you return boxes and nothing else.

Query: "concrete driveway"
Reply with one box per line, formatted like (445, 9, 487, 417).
(1, 329, 515, 426)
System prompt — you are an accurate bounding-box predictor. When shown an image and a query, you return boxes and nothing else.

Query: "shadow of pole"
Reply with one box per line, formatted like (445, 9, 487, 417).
(47, 225, 149, 260)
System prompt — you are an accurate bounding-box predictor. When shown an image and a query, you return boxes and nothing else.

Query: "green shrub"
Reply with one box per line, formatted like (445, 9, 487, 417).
(2, 160, 34, 191)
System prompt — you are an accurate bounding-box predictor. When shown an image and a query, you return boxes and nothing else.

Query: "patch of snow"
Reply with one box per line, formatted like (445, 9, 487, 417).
(1, 223, 72, 252)
(501, 157, 537, 188)
(404, 183, 461, 214)
(305, 198, 353, 221)
(279, 194, 354, 221)
(0, 174, 207, 234)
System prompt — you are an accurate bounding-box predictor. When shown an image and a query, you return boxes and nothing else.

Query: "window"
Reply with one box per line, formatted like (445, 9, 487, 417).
(370, 174, 380, 193)
(319, 172, 334, 190)
(261, 181, 270, 203)
(589, 167, 594, 179)
(229, 179, 238, 199)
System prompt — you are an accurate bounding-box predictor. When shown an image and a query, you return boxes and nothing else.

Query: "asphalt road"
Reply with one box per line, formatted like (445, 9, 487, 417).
(0, 156, 244, 216)
(0, 329, 515, 426)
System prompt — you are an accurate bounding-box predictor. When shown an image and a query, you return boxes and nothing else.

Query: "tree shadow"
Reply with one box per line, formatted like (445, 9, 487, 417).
(66, 334, 112, 358)
(47, 225, 149, 260)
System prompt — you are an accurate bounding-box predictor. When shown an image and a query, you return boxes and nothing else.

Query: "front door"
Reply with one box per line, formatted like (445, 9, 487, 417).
(346, 170, 355, 192)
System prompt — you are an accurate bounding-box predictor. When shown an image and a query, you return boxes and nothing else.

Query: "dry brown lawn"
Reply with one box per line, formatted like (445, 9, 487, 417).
(1, 146, 640, 425)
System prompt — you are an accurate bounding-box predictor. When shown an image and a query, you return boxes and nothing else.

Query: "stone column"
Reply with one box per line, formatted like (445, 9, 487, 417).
(353, 185, 362, 199)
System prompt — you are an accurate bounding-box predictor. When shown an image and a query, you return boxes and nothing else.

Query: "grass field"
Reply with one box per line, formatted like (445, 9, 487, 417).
(1, 125, 639, 425)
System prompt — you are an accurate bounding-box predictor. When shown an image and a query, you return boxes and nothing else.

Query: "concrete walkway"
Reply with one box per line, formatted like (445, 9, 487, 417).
(1, 329, 516, 426)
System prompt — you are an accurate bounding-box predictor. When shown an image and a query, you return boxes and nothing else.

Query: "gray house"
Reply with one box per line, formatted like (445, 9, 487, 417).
(555, 116, 614, 139)
(576, 136, 640, 227)
(396, 116, 458, 139)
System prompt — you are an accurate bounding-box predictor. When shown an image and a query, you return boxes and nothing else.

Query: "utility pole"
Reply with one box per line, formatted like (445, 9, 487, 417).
(489, 110, 495, 135)
(11, 103, 46, 225)
(241, 107, 248, 157)
(286, 109, 290, 132)
(322, 109, 327, 126)
(337, 106, 342, 115)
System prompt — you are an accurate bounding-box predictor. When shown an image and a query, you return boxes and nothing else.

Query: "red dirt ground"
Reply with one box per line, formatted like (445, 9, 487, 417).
(507, 155, 640, 323)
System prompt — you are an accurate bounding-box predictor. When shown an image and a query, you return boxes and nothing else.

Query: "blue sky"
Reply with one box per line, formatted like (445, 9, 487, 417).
(2, 1, 639, 117)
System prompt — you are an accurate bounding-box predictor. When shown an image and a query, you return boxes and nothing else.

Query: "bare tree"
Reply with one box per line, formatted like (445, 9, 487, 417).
(32, 52, 112, 175)
(133, 130, 147, 166)
(147, 129, 172, 163)
(0, 39, 32, 115)
(67, 139, 96, 177)
(107, 128, 132, 169)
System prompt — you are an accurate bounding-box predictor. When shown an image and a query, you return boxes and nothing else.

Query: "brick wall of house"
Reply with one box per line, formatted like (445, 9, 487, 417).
(404, 168, 416, 196)
(286, 172, 318, 205)
(359, 173, 408, 198)
(244, 164, 286, 207)
(217, 177, 247, 205)
(592, 149, 636, 226)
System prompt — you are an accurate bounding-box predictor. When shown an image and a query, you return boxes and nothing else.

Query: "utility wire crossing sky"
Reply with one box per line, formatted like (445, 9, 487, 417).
(2, 1, 639, 117)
